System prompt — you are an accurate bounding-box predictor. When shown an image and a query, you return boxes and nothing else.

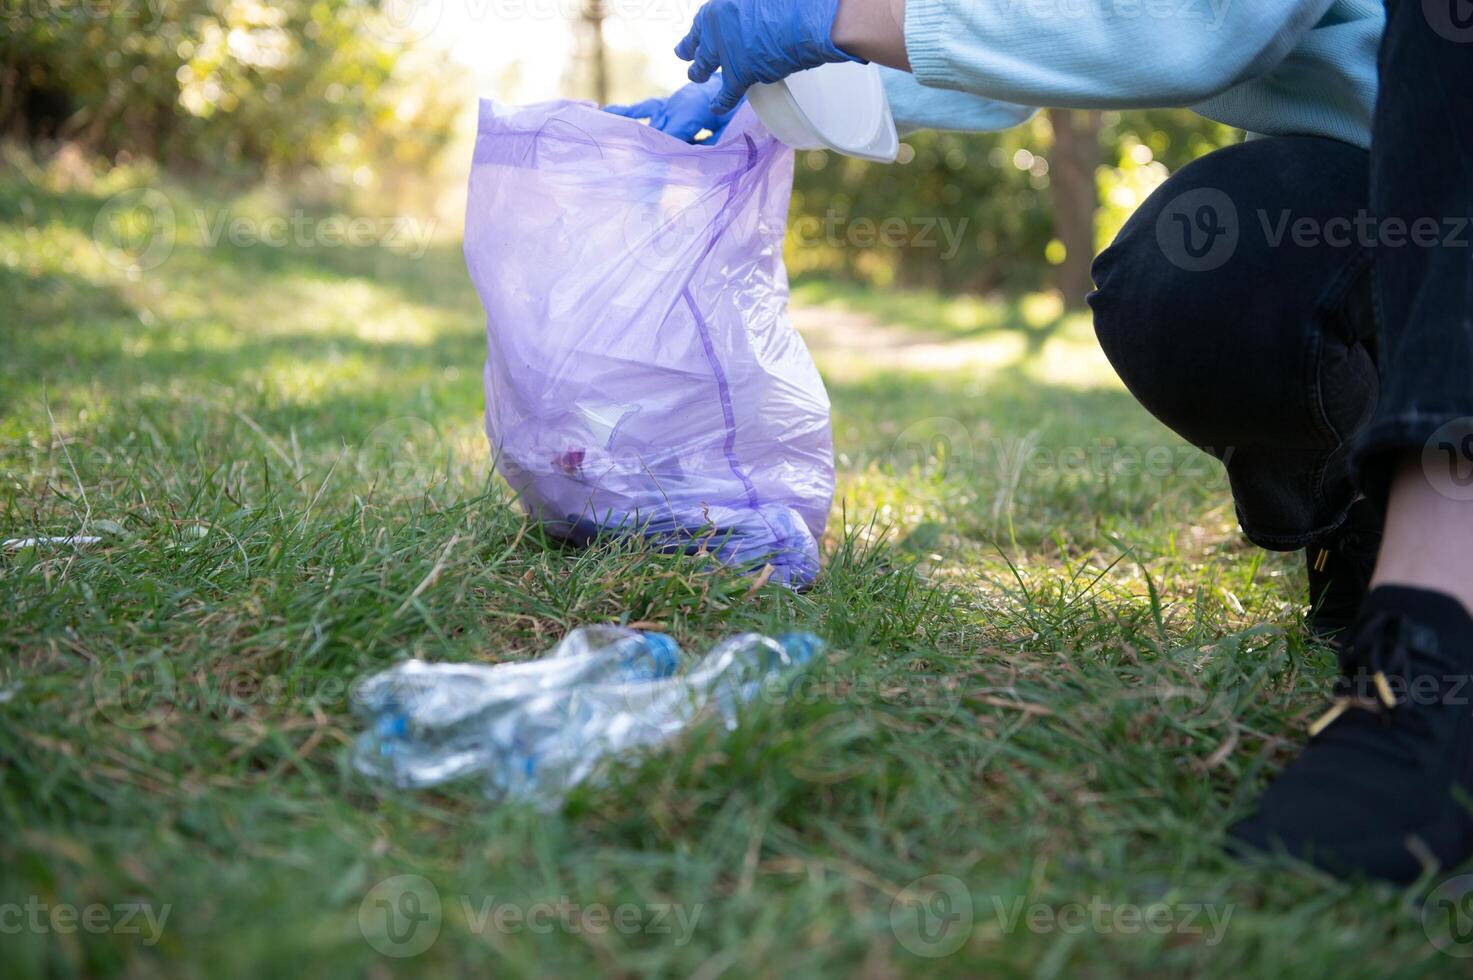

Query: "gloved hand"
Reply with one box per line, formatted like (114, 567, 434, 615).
(604, 77, 740, 144)
(676, 0, 865, 113)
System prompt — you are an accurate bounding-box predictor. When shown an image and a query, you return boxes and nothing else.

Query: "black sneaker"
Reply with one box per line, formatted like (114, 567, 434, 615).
(1229, 586, 1473, 883)
(1304, 497, 1382, 642)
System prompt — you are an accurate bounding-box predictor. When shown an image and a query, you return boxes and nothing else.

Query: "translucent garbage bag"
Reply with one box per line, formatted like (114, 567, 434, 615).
(463, 99, 834, 586)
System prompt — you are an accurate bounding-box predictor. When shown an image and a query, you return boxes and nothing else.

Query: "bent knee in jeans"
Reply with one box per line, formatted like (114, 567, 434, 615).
(1088, 137, 1378, 547)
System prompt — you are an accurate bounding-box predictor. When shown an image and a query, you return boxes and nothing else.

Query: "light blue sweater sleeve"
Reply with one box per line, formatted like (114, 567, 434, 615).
(880, 67, 1037, 136)
(881, 0, 1380, 148)
(903, 0, 1336, 109)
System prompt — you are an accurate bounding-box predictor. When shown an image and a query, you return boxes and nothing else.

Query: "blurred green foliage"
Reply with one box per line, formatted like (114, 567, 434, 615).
(0, 0, 462, 188)
(789, 108, 1240, 293)
(3, 2, 1242, 293)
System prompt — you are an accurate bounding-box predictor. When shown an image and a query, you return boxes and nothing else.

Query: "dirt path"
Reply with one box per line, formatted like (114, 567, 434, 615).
(789, 303, 953, 355)
(792, 301, 1049, 380)
(791, 299, 1117, 388)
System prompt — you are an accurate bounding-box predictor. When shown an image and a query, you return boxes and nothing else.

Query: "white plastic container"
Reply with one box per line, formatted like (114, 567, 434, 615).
(746, 62, 899, 164)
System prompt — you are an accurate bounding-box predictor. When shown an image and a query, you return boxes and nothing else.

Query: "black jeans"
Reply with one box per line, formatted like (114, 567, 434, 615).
(1090, 0, 1473, 551)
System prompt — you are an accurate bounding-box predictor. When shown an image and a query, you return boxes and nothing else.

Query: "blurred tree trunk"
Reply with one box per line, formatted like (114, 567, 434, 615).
(578, 0, 609, 105)
(0, 62, 17, 134)
(1047, 108, 1102, 307)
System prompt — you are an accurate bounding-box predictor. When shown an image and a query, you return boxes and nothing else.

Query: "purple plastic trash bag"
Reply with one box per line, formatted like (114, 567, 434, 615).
(463, 99, 834, 586)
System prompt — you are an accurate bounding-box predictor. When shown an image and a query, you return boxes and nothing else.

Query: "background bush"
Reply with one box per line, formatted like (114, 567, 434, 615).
(1, 0, 462, 190)
(2, 4, 1239, 295)
(790, 109, 1239, 295)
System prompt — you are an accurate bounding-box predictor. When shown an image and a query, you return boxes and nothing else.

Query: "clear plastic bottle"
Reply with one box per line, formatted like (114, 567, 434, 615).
(352, 625, 680, 789)
(352, 628, 823, 806)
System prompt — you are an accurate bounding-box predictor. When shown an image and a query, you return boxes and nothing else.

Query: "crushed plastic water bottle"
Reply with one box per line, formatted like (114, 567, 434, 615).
(352, 626, 823, 806)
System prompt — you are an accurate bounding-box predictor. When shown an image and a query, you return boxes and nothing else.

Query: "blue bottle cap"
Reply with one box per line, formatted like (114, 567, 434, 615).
(376, 712, 408, 739)
(638, 632, 681, 679)
(777, 632, 825, 666)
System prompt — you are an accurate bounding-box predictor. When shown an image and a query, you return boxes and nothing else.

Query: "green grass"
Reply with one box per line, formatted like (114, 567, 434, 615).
(1, 164, 1461, 978)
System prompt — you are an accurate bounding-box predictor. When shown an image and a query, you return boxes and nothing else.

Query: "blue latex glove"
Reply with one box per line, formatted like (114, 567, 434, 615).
(676, 0, 865, 113)
(605, 77, 740, 144)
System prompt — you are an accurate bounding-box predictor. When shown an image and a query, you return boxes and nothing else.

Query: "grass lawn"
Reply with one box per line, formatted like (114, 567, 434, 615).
(1, 166, 1462, 978)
